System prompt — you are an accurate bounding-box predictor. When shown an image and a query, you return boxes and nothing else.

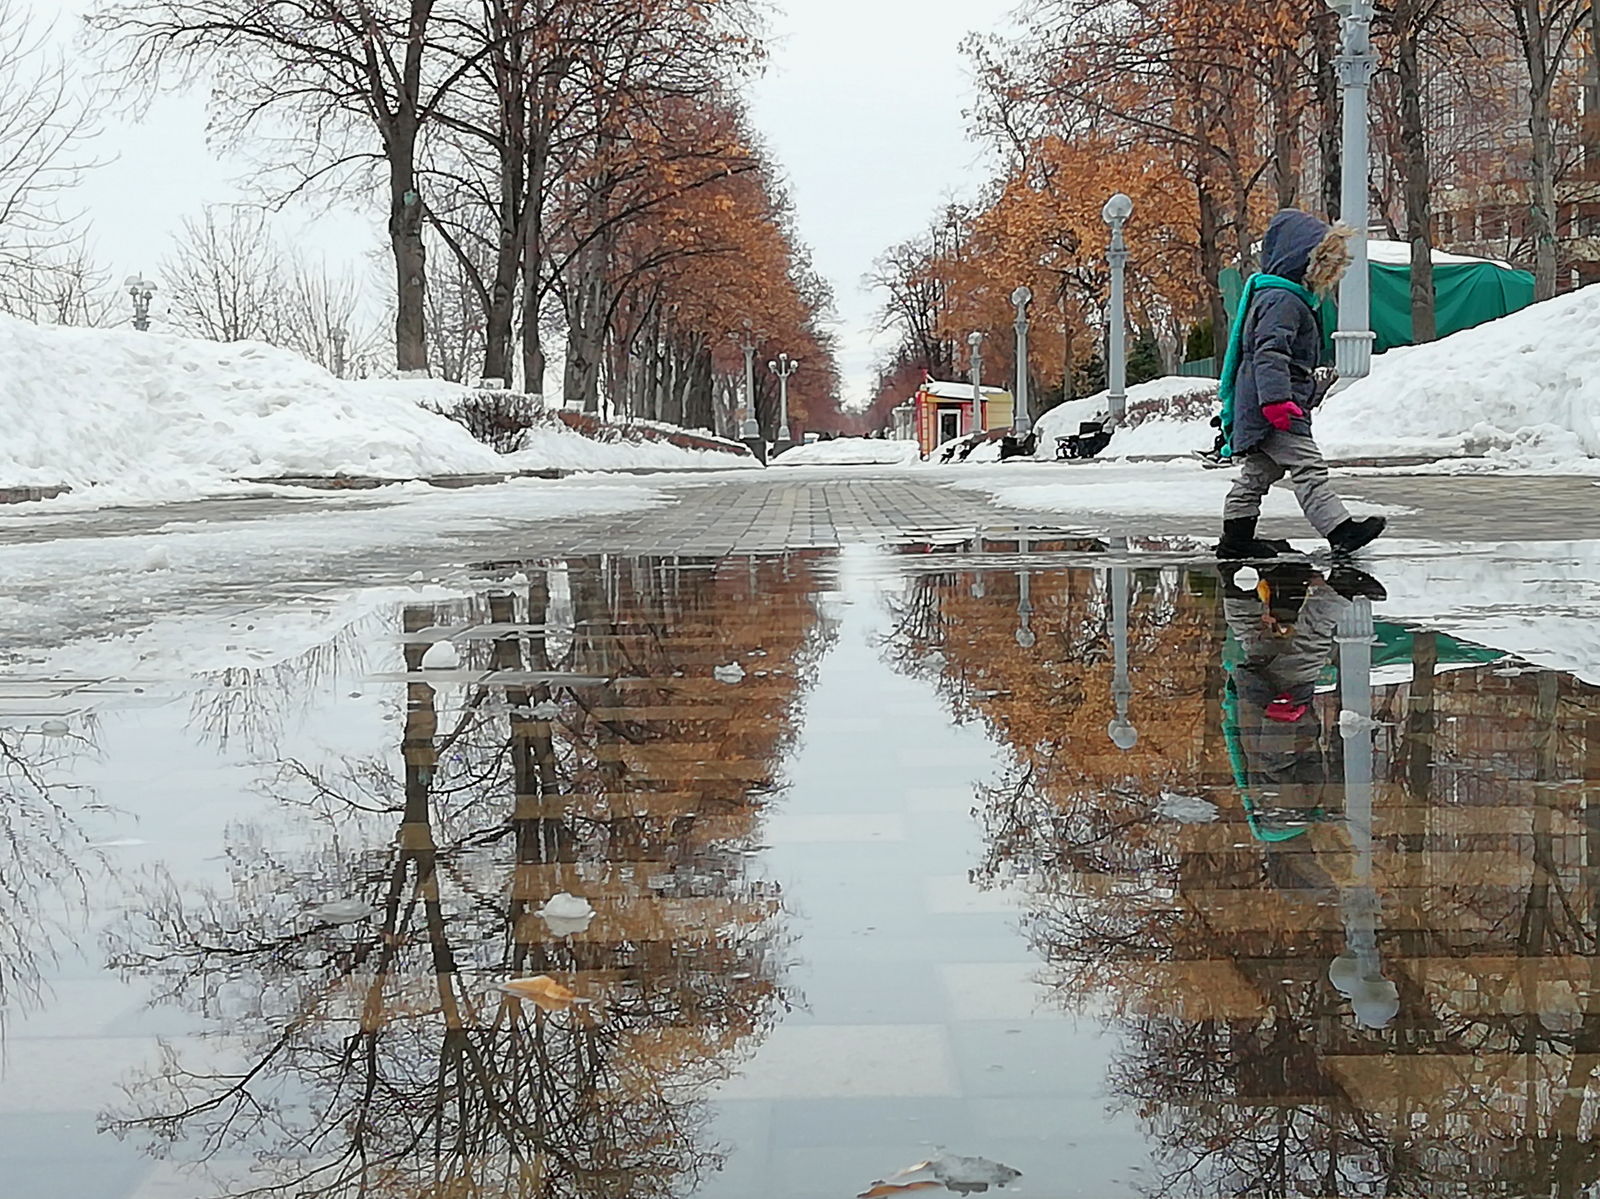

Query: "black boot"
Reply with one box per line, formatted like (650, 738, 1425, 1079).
(1215, 518, 1281, 561)
(1328, 516, 1386, 557)
(1327, 565, 1387, 601)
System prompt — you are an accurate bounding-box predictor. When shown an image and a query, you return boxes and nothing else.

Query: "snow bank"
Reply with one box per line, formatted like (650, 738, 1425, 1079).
(772, 438, 922, 466)
(0, 316, 747, 502)
(1317, 285, 1600, 468)
(502, 423, 754, 472)
(0, 316, 510, 495)
(1032, 377, 1218, 460)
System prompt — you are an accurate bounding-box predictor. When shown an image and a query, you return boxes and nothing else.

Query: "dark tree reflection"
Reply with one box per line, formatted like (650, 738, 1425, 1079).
(101, 554, 831, 1198)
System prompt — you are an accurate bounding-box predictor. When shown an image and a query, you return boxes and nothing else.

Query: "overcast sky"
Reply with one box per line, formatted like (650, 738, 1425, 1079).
(36, 0, 1015, 407)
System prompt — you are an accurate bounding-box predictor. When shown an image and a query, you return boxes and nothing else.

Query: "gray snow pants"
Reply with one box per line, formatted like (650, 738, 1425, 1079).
(1223, 430, 1351, 536)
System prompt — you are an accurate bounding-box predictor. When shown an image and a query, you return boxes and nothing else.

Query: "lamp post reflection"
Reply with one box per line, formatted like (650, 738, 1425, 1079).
(1108, 553, 1137, 750)
(1329, 593, 1399, 1029)
(1016, 531, 1035, 649)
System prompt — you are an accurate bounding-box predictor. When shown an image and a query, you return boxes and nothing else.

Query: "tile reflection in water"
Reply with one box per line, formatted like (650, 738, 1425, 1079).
(899, 549, 1600, 1195)
(101, 554, 831, 1196)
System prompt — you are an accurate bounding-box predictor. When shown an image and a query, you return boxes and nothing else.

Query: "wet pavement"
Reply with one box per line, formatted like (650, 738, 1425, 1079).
(1, 472, 1600, 1197)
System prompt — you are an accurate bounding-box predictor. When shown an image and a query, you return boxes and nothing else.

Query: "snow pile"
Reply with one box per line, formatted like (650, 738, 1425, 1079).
(1316, 286, 1600, 468)
(503, 422, 754, 472)
(1033, 377, 1218, 460)
(0, 316, 747, 502)
(0, 316, 509, 495)
(772, 438, 922, 466)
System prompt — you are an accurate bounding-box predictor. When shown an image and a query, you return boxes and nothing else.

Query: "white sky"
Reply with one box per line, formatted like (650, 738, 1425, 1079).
(33, 0, 1015, 407)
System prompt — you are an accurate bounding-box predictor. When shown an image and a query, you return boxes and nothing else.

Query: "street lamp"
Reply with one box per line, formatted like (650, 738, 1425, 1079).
(1328, 0, 1377, 383)
(1101, 193, 1133, 429)
(1010, 285, 1033, 439)
(125, 275, 156, 332)
(767, 352, 799, 457)
(330, 326, 348, 378)
(967, 330, 984, 434)
(733, 319, 764, 464)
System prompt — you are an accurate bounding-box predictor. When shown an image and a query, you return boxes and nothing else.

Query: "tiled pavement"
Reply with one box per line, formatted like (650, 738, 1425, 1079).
(0, 470, 1596, 557)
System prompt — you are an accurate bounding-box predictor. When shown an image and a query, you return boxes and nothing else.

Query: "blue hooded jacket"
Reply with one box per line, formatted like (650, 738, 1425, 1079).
(1230, 210, 1329, 455)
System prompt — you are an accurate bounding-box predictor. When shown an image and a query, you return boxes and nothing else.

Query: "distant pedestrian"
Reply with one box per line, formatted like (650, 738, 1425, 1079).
(1214, 209, 1385, 560)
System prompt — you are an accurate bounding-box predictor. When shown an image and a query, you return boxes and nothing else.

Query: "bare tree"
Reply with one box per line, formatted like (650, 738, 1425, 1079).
(92, 0, 479, 373)
(0, 1, 99, 318)
(160, 205, 281, 342)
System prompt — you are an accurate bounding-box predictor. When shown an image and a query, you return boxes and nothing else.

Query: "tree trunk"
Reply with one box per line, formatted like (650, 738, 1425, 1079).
(481, 0, 526, 388)
(685, 342, 714, 431)
(562, 264, 606, 412)
(1529, 76, 1560, 299)
(521, 101, 552, 398)
(1314, 8, 1343, 220)
(1397, 24, 1437, 341)
(1272, 52, 1298, 210)
(1196, 177, 1228, 339)
(389, 135, 428, 374)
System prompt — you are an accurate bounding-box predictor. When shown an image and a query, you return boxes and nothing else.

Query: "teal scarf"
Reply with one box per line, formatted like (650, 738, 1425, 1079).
(1216, 273, 1319, 458)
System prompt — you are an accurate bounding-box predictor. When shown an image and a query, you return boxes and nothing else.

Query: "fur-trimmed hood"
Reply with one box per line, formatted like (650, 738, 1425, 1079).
(1260, 209, 1352, 295)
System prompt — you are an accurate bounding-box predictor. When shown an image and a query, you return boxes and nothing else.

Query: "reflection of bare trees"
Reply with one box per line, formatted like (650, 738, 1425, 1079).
(103, 554, 831, 1197)
(896, 558, 1600, 1195)
(0, 723, 97, 1022)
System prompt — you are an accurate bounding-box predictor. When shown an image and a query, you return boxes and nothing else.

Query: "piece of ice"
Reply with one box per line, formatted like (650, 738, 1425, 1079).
(1339, 710, 1381, 736)
(1233, 565, 1259, 589)
(538, 891, 596, 937)
(713, 662, 745, 684)
(529, 699, 560, 720)
(421, 640, 460, 669)
(39, 719, 69, 737)
(315, 899, 375, 924)
(140, 545, 172, 572)
(1155, 791, 1219, 823)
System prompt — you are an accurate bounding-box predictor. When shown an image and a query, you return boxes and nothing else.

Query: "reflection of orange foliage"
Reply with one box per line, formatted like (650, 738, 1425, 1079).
(932, 569, 1226, 802)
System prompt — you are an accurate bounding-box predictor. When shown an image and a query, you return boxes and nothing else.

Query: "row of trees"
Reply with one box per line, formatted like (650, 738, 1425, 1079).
(74, 0, 841, 433)
(0, 0, 841, 438)
(866, 0, 1600, 425)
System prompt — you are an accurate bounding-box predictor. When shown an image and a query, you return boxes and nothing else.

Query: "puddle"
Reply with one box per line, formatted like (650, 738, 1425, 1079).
(0, 543, 1595, 1196)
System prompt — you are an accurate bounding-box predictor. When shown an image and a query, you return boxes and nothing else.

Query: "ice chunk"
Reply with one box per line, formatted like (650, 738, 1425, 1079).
(421, 639, 460, 669)
(314, 899, 375, 924)
(1338, 710, 1381, 736)
(1155, 791, 1219, 823)
(713, 662, 745, 684)
(538, 891, 596, 936)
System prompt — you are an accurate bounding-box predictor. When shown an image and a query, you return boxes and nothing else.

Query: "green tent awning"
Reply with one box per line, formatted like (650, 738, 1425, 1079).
(1221, 254, 1535, 356)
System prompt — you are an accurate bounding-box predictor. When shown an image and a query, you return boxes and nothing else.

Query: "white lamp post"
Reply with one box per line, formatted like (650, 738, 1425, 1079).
(767, 352, 798, 457)
(125, 275, 156, 332)
(1010, 285, 1033, 439)
(967, 331, 984, 434)
(331, 326, 348, 378)
(1328, 0, 1377, 383)
(1101, 194, 1133, 429)
(733, 319, 764, 464)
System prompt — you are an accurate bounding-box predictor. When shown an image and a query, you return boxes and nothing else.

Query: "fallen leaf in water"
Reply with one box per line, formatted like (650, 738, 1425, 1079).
(857, 1182, 941, 1198)
(499, 975, 576, 1011)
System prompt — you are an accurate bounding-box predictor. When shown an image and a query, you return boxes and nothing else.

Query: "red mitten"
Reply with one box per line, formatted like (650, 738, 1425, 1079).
(1262, 401, 1305, 432)
(1265, 694, 1308, 723)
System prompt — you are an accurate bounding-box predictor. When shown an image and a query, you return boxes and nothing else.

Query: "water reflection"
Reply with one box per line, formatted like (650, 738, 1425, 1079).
(102, 555, 830, 1196)
(898, 548, 1600, 1196)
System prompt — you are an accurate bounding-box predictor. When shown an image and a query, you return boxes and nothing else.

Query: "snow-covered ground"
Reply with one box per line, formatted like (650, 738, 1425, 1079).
(773, 438, 922, 467)
(1016, 284, 1600, 473)
(0, 316, 746, 506)
(0, 476, 671, 667)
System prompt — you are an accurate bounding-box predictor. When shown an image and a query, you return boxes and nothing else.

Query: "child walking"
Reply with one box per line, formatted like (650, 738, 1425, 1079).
(1214, 209, 1385, 560)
